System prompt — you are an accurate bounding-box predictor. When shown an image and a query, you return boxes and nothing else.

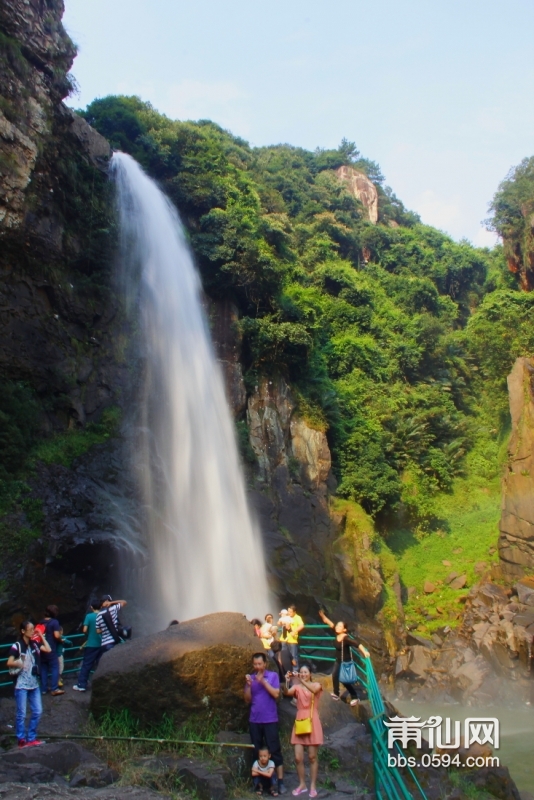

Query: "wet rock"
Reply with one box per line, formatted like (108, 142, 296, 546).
(407, 645, 432, 679)
(0, 783, 167, 799)
(69, 764, 118, 789)
(0, 741, 100, 775)
(215, 731, 254, 779)
(0, 761, 59, 785)
(91, 612, 260, 729)
(406, 633, 434, 649)
(515, 581, 534, 606)
(464, 765, 521, 800)
(133, 756, 229, 800)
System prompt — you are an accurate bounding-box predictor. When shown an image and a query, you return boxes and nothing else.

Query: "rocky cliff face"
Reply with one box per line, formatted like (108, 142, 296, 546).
(499, 357, 534, 577)
(336, 165, 378, 224)
(0, 0, 131, 635)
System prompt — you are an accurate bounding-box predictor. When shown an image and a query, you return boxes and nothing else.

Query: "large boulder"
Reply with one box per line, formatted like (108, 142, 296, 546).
(90, 612, 261, 728)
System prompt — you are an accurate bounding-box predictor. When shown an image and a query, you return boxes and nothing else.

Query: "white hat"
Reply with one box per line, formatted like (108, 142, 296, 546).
(280, 609, 288, 615)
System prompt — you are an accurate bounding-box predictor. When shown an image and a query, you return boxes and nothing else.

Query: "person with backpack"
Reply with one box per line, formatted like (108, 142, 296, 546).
(38, 605, 64, 696)
(96, 594, 128, 655)
(72, 598, 102, 692)
(6, 620, 51, 747)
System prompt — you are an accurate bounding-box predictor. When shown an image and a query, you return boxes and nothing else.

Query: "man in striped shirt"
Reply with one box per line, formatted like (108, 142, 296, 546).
(96, 595, 128, 655)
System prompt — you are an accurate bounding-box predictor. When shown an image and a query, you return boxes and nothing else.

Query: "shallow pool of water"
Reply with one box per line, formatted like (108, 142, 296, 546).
(394, 700, 534, 793)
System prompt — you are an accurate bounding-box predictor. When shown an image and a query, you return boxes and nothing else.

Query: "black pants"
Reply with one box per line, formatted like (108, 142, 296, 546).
(332, 661, 358, 698)
(253, 775, 277, 793)
(249, 722, 283, 767)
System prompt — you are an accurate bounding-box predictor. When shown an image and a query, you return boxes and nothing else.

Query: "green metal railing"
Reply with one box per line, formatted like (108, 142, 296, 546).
(0, 633, 86, 689)
(300, 625, 427, 800)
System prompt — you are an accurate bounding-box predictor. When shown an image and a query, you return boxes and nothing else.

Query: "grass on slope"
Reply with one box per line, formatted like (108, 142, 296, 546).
(388, 478, 501, 635)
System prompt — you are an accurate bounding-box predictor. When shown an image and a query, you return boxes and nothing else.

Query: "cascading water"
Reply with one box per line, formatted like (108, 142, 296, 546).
(111, 151, 270, 629)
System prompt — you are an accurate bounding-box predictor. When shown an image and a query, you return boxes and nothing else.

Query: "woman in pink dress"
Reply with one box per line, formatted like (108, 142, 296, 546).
(285, 664, 323, 798)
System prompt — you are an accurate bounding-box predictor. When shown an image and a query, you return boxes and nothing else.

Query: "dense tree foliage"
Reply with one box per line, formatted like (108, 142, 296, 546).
(487, 156, 534, 289)
(82, 97, 534, 522)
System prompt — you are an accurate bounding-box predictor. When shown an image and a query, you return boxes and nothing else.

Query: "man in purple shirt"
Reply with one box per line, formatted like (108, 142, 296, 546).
(245, 652, 286, 795)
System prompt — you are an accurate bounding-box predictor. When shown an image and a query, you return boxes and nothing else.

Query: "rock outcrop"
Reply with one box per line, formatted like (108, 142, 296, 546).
(499, 357, 534, 576)
(336, 166, 378, 224)
(90, 612, 261, 728)
(245, 376, 339, 609)
(394, 580, 534, 705)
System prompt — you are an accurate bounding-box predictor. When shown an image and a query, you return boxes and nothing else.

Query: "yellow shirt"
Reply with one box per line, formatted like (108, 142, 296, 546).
(285, 614, 304, 644)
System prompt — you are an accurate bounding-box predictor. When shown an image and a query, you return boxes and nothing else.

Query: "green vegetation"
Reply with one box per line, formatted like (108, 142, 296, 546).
(487, 156, 534, 287)
(30, 406, 121, 468)
(79, 96, 534, 625)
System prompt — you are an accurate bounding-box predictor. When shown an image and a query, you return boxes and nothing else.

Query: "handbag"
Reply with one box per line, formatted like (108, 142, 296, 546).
(294, 689, 314, 736)
(339, 639, 358, 685)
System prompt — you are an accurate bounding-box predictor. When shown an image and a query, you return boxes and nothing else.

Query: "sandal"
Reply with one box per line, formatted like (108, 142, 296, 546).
(350, 699, 359, 706)
(292, 789, 308, 796)
(270, 789, 279, 797)
(310, 791, 318, 798)
(330, 693, 340, 700)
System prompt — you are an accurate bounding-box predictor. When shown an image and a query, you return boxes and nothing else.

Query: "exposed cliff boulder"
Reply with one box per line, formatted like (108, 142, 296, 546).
(245, 376, 339, 607)
(336, 166, 378, 224)
(499, 357, 534, 577)
(90, 612, 260, 728)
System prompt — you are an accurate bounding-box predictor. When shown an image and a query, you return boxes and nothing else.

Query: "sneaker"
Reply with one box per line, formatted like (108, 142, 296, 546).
(24, 740, 44, 747)
(278, 783, 287, 795)
(350, 699, 359, 706)
(72, 685, 86, 692)
(50, 689, 65, 696)
(17, 740, 26, 749)
(58, 679, 64, 687)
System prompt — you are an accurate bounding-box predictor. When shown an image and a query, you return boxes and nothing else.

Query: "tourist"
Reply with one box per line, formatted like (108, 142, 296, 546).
(270, 640, 285, 682)
(319, 609, 365, 705)
(251, 618, 263, 638)
(260, 614, 277, 653)
(96, 594, 128, 655)
(244, 652, 286, 795)
(56, 627, 72, 688)
(73, 599, 102, 692)
(284, 605, 304, 670)
(284, 664, 323, 798)
(252, 746, 278, 796)
(7, 620, 51, 748)
(39, 605, 64, 696)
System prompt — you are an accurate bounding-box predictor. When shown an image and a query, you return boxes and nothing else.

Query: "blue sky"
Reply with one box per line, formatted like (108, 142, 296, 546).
(63, 0, 534, 246)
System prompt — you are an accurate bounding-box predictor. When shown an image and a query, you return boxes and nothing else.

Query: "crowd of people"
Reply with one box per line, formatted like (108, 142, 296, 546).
(6, 595, 128, 748)
(6, 596, 364, 795)
(246, 605, 365, 796)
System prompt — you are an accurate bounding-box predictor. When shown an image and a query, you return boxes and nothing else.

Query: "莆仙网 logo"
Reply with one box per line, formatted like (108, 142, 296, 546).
(383, 716, 499, 750)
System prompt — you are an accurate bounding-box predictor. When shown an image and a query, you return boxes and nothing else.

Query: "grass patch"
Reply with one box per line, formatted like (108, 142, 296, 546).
(30, 406, 121, 468)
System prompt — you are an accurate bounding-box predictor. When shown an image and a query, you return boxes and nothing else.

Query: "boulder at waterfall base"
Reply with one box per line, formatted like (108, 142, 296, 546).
(90, 612, 260, 728)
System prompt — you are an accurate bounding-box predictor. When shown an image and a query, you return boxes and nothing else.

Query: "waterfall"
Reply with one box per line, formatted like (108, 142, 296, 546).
(111, 151, 270, 629)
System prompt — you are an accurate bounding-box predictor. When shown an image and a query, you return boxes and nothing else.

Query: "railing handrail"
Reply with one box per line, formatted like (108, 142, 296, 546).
(299, 623, 426, 800)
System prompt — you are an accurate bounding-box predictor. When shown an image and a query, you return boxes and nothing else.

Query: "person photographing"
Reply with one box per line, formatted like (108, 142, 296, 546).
(244, 653, 286, 795)
(7, 621, 51, 748)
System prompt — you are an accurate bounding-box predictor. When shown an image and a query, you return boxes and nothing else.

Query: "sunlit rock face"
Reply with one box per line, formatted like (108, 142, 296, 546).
(499, 357, 534, 577)
(336, 165, 378, 224)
